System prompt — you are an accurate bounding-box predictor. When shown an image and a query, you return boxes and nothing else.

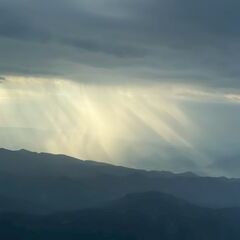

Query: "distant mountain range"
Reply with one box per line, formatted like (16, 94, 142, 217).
(0, 191, 240, 240)
(0, 148, 240, 214)
(0, 148, 240, 239)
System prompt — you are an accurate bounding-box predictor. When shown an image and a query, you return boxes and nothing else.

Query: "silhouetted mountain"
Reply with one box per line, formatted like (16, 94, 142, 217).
(0, 194, 51, 214)
(0, 148, 240, 213)
(0, 192, 240, 240)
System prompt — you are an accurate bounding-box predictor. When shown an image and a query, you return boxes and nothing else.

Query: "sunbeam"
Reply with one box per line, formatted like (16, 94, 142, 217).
(0, 76, 212, 172)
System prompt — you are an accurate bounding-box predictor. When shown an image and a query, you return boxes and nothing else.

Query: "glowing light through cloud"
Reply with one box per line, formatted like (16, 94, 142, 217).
(0, 76, 219, 173)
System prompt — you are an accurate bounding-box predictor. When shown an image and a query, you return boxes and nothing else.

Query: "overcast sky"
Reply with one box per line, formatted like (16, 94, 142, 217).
(1, 0, 240, 177)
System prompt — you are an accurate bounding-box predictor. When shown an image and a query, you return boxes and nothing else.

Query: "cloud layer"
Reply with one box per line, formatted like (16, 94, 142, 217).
(1, 0, 240, 88)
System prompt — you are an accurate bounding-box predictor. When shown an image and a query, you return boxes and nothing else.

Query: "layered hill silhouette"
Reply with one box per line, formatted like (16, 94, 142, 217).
(0, 148, 240, 214)
(0, 192, 240, 240)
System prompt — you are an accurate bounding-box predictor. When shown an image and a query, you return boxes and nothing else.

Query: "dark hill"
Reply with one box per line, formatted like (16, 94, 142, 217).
(0, 148, 240, 213)
(0, 192, 239, 240)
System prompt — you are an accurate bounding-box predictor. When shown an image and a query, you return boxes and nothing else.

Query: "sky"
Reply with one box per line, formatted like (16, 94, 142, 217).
(1, 0, 240, 177)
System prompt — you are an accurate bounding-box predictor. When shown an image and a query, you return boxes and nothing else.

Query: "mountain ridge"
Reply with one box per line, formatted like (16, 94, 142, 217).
(0, 191, 240, 240)
(0, 148, 200, 178)
(0, 148, 240, 214)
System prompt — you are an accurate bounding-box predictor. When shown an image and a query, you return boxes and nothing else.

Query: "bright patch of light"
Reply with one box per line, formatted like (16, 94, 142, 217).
(0, 76, 208, 170)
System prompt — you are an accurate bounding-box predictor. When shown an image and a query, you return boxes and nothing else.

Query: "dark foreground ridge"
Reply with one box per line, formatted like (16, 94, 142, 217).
(1, 148, 240, 239)
(0, 148, 240, 214)
(0, 191, 240, 240)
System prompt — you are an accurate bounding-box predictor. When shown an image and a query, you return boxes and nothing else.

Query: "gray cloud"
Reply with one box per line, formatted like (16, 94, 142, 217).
(0, 0, 240, 88)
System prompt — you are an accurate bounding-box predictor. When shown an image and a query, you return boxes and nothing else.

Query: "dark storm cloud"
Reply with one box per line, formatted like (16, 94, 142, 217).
(0, 0, 240, 87)
(63, 38, 147, 58)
